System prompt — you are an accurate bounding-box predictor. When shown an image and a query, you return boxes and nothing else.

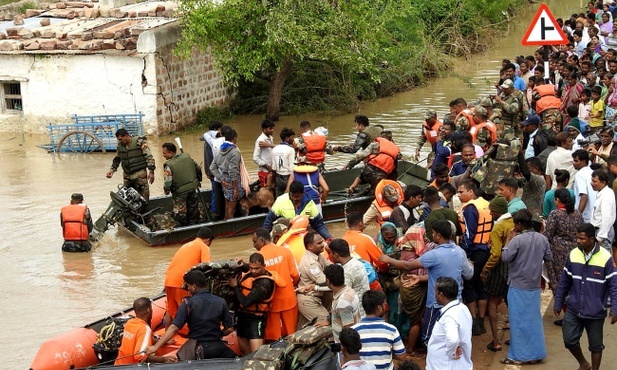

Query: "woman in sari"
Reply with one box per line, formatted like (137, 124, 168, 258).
(606, 76, 617, 124)
(599, 12, 613, 44)
(542, 189, 583, 325)
(560, 72, 584, 114)
(374, 222, 402, 328)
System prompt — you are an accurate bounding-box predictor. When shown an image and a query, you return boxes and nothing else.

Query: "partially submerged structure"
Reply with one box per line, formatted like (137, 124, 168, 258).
(0, 0, 229, 134)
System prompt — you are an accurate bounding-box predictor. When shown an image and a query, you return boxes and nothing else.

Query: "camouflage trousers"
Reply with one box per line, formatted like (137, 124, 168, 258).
(541, 109, 563, 133)
(496, 122, 523, 142)
(123, 169, 149, 201)
(171, 190, 205, 226)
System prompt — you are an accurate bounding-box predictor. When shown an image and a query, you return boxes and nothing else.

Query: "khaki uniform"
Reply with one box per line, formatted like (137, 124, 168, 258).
(296, 250, 332, 327)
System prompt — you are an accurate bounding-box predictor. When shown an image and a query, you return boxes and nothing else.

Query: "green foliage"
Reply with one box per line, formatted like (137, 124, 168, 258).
(186, 106, 234, 133)
(16, 1, 36, 13)
(177, 0, 525, 117)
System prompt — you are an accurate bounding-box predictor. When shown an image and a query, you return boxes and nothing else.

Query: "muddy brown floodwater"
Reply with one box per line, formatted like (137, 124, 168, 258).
(0, 1, 576, 367)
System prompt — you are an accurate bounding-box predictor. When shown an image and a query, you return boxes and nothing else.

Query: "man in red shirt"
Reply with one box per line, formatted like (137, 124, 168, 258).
(164, 227, 213, 333)
(252, 227, 300, 341)
(115, 297, 177, 365)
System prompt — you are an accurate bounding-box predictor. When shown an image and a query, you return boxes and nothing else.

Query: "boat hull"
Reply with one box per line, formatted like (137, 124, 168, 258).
(117, 161, 429, 246)
(30, 294, 240, 370)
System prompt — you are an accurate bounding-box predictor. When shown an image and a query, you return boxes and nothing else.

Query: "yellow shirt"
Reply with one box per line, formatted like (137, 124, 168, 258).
(590, 99, 605, 128)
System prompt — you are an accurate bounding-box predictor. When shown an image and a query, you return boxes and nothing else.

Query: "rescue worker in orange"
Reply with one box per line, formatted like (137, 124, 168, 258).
(457, 180, 493, 336)
(342, 212, 389, 291)
(469, 105, 497, 152)
(362, 180, 404, 227)
(115, 297, 178, 365)
(414, 109, 443, 161)
(61, 193, 93, 252)
(347, 136, 401, 192)
(228, 253, 284, 355)
(532, 79, 563, 132)
(451, 97, 475, 131)
(294, 120, 328, 167)
(252, 227, 300, 342)
(163, 227, 213, 335)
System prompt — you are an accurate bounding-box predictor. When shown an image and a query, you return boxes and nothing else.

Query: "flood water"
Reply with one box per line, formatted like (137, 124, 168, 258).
(0, 1, 575, 367)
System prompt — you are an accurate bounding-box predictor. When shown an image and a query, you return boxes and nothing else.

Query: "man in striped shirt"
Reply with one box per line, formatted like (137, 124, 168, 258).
(352, 290, 406, 370)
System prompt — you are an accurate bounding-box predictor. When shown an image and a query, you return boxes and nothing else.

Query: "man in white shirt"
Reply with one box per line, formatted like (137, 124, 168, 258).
(545, 132, 575, 189)
(572, 149, 596, 222)
(339, 327, 376, 370)
(271, 128, 296, 197)
(203, 125, 231, 220)
(426, 276, 473, 370)
(253, 119, 275, 187)
(590, 169, 617, 250)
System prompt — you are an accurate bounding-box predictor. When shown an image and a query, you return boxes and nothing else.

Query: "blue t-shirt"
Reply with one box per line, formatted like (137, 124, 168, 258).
(418, 243, 468, 308)
(542, 188, 576, 218)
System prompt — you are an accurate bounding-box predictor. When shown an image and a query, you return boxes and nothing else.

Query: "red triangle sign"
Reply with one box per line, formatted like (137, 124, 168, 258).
(521, 4, 568, 46)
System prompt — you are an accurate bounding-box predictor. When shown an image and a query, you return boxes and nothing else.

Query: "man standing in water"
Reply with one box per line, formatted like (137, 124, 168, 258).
(106, 129, 155, 201)
(60, 193, 93, 252)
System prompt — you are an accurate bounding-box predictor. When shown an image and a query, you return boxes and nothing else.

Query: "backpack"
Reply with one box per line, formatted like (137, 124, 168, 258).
(243, 342, 287, 370)
(282, 326, 333, 370)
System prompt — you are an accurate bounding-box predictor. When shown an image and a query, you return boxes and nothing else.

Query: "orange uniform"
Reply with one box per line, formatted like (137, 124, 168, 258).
(259, 243, 300, 341)
(164, 238, 211, 319)
(342, 230, 388, 274)
(114, 317, 151, 365)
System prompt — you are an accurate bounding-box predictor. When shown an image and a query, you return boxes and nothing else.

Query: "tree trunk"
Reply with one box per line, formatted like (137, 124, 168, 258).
(266, 61, 293, 121)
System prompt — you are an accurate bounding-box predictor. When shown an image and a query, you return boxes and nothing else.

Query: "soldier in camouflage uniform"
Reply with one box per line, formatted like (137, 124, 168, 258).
(479, 96, 504, 138)
(531, 79, 563, 133)
(470, 105, 497, 151)
(331, 115, 382, 169)
(106, 129, 155, 201)
(162, 142, 205, 226)
(450, 97, 474, 131)
(494, 79, 523, 141)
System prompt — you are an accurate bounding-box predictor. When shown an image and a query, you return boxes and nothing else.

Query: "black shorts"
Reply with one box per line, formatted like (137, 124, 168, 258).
(236, 313, 267, 339)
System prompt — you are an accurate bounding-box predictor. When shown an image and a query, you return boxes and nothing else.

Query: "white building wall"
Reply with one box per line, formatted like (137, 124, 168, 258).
(0, 52, 158, 133)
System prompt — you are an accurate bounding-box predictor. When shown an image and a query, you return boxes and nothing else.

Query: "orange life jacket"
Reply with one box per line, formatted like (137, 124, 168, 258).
(61, 204, 89, 241)
(372, 179, 404, 225)
(422, 120, 443, 147)
(455, 109, 475, 129)
(458, 197, 492, 245)
(238, 272, 283, 316)
(366, 137, 400, 174)
(469, 121, 497, 148)
(534, 85, 561, 114)
(302, 132, 327, 164)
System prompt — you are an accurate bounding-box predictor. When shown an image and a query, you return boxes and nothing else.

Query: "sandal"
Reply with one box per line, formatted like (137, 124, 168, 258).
(486, 342, 502, 352)
(500, 358, 522, 365)
(504, 339, 510, 345)
(501, 324, 510, 330)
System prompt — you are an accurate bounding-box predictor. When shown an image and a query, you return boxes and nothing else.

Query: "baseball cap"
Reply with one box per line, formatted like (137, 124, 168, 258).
(500, 79, 514, 89)
(383, 185, 400, 203)
(520, 114, 540, 126)
(473, 105, 487, 116)
(478, 96, 493, 107)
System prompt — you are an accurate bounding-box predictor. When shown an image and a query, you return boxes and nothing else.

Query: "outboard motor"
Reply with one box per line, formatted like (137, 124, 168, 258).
(89, 185, 147, 241)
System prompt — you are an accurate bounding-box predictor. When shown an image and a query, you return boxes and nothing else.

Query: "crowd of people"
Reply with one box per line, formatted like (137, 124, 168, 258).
(60, 2, 617, 369)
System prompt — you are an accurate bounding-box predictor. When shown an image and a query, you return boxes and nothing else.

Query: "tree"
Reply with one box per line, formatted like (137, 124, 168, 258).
(177, 0, 407, 121)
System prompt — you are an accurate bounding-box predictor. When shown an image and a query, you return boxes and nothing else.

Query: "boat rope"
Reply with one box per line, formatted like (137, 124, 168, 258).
(95, 319, 117, 348)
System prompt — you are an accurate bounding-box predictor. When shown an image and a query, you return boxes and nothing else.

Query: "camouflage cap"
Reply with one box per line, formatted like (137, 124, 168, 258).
(424, 109, 437, 120)
(500, 79, 514, 89)
(478, 96, 493, 107)
(383, 184, 400, 203)
(473, 105, 487, 117)
(271, 223, 289, 238)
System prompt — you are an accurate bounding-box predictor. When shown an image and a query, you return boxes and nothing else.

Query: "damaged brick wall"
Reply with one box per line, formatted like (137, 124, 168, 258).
(154, 44, 228, 134)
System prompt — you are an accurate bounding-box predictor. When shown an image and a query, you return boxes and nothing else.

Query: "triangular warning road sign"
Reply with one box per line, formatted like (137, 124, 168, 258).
(522, 4, 568, 46)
